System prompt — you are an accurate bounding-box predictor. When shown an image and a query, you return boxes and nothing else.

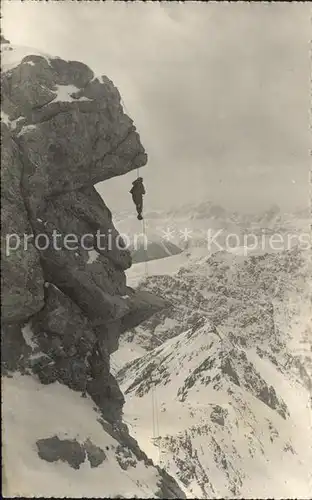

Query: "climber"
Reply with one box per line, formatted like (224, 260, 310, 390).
(130, 177, 146, 220)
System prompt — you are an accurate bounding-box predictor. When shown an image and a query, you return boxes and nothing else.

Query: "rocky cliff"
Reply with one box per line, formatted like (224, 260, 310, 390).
(1, 40, 185, 498)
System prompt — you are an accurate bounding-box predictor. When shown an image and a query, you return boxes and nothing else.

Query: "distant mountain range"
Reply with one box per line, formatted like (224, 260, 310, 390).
(113, 246, 312, 498)
(114, 202, 310, 262)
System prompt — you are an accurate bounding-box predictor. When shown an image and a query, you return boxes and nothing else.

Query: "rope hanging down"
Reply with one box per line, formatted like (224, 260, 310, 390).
(121, 96, 149, 278)
(150, 374, 162, 467)
(121, 97, 161, 462)
(141, 217, 149, 277)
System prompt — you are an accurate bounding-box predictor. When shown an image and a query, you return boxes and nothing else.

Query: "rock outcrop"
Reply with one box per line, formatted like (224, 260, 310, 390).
(1, 41, 184, 498)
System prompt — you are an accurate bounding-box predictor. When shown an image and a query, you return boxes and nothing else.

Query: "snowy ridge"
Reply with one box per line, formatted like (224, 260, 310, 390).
(117, 325, 311, 498)
(113, 247, 312, 498)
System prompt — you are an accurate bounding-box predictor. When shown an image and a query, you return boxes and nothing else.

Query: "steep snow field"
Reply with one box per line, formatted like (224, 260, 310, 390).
(2, 374, 166, 498)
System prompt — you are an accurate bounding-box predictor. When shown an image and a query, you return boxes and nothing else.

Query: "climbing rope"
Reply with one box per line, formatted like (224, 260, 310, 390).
(120, 96, 149, 278)
(140, 216, 159, 460)
(120, 96, 164, 465)
(150, 373, 162, 467)
(151, 377, 156, 438)
(141, 217, 149, 277)
(154, 382, 161, 466)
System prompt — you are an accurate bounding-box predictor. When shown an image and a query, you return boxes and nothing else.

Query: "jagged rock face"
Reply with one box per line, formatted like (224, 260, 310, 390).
(121, 247, 310, 351)
(1, 122, 45, 322)
(2, 55, 146, 197)
(1, 42, 184, 499)
(1, 39, 171, 483)
(1, 43, 147, 325)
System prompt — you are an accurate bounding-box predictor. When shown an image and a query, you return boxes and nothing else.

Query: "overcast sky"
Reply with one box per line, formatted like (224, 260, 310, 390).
(2, 1, 311, 214)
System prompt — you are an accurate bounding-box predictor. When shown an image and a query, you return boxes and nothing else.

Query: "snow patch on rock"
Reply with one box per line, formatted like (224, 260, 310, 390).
(21, 323, 38, 350)
(51, 84, 92, 103)
(87, 250, 100, 264)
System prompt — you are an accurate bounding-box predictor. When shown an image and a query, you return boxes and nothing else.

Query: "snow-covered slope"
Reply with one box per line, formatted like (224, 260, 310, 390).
(118, 326, 311, 498)
(2, 374, 167, 498)
(113, 247, 312, 498)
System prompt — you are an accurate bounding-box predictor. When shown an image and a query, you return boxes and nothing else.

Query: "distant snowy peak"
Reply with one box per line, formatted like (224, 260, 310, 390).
(165, 200, 232, 221)
(115, 202, 308, 250)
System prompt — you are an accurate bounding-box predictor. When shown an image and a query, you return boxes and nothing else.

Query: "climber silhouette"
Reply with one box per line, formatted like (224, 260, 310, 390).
(130, 177, 145, 220)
